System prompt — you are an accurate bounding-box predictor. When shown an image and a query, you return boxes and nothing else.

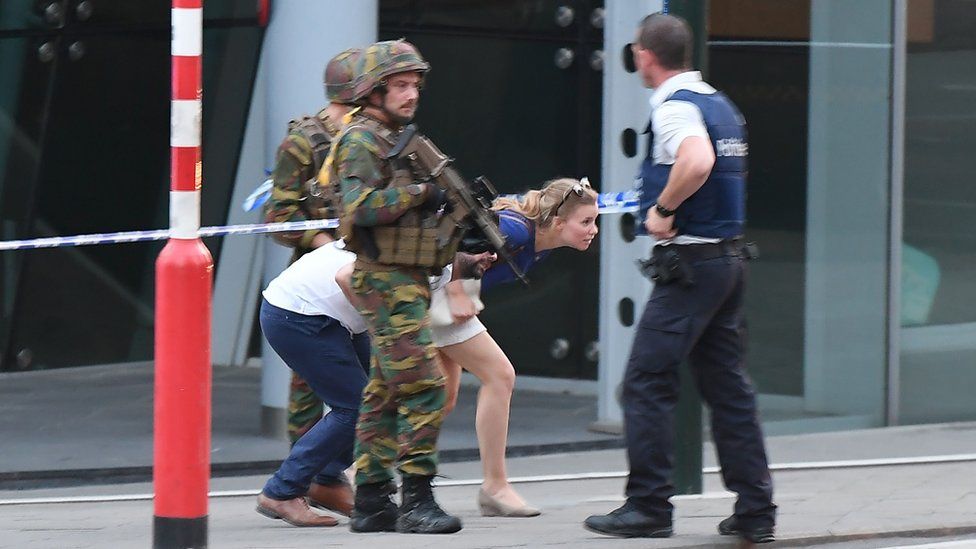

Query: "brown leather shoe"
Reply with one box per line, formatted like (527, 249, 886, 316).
(256, 493, 338, 527)
(307, 481, 354, 517)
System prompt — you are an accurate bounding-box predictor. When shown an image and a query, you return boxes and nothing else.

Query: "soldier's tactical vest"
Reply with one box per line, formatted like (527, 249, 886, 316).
(321, 114, 452, 270)
(289, 112, 339, 220)
(638, 89, 747, 239)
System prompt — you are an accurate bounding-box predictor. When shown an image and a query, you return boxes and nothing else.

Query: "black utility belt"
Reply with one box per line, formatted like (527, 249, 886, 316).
(663, 240, 758, 263)
(637, 241, 759, 286)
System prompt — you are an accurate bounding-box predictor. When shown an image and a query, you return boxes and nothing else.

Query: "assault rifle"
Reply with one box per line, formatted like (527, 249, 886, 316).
(388, 125, 529, 285)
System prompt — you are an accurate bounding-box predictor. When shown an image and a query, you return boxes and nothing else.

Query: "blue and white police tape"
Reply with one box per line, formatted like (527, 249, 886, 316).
(0, 219, 338, 251)
(242, 177, 273, 212)
(596, 191, 640, 214)
(0, 191, 639, 252)
(242, 180, 639, 215)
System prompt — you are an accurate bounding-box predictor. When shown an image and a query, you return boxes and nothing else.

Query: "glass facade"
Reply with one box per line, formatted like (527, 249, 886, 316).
(0, 1, 263, 371)
(899, 0, 976, 423)
(0, 0, 974, 436)
(707, 0, 975, 431)
(708, 2, 811, 403)
(707, 0, 893, 432)
(379, 0, 606, 379)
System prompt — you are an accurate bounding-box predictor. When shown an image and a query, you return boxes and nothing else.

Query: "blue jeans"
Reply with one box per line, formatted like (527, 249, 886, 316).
(260, 299, 370, 499)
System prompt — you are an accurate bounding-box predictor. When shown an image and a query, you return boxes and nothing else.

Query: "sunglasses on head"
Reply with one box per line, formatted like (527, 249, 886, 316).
(549, 177, 592, 219)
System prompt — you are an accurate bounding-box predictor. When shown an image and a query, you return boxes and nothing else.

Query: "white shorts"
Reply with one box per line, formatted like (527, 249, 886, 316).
(430, 315, 487, 348)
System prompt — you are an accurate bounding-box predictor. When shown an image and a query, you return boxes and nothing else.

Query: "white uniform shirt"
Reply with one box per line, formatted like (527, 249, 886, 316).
(262, 242, 455, 336)
(262, 241, 367, 334)
(647, 70, 720, 245)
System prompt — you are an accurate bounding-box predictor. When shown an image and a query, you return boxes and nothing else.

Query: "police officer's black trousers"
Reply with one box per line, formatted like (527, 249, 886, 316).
(622, 247, 775, 529)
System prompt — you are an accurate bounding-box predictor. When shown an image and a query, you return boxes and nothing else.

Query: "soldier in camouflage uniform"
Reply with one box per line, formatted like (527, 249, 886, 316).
(261, 46, 364, 519)
(323, 40, 462, 535)
(264, 48, 360, 448)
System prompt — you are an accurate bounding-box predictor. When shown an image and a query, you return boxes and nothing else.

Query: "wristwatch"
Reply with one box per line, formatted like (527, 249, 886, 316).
(653, 202, 676, 218)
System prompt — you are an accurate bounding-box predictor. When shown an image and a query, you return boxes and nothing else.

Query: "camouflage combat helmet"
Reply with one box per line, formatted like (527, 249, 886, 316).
(324, 47, 364, 104)
(351, 39, 430, 103)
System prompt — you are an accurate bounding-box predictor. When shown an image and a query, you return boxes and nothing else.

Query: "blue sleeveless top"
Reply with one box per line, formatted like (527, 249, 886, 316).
(480, 210, 550, 290)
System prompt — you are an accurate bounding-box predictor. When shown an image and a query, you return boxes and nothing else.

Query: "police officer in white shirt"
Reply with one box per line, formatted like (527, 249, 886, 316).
(584, 13, 776, 544)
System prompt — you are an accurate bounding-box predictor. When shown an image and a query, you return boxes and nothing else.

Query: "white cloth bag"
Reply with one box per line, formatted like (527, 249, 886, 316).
(428, 279, 484, 327)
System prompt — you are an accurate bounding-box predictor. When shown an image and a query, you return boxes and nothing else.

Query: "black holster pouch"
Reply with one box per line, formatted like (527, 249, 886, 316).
(637, 247, 694, 287)
(741, 241, 760, 260)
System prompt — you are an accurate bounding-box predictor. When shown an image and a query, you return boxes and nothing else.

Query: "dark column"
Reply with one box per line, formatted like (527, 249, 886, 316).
(663, 0, 709, 497)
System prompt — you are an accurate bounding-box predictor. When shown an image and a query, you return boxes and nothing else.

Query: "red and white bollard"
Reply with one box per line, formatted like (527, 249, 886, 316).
(154, 1, 213, 547)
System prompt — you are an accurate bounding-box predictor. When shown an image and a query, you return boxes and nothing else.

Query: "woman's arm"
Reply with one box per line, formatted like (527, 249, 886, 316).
(445, 280, 478, 324)
(335, 262, 365, 310)
(444, 251, 493, 323)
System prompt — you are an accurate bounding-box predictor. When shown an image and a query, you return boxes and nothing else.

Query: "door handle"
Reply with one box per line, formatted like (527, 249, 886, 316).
(75, 0, 94, 22)
(37, 41, 57, 63)
(41, 1, 66, 27)
(554, 47, 575, 70)
(550, 338, 570, 360)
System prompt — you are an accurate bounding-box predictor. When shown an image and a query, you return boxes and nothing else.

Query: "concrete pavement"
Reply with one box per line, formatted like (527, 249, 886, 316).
(0, 363, 617, 486)
(4, 363, 976, 486)
(3, 364, 976, 546)
(2, 448, 976, 548)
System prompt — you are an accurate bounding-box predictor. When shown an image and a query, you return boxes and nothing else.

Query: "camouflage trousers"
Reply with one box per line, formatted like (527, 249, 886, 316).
(350, 267, 446, 485)
(288, 373, 323, 445)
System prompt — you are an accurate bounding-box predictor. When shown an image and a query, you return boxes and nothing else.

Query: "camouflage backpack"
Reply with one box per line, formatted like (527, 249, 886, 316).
(289, 112, 338, 221)
(294, 47, 367, 220)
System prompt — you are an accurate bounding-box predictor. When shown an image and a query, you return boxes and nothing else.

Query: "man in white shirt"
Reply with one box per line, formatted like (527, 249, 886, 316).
(255, 242, 494, 527)
(584, 13, 775, 544)
(256, 242, 370, 527)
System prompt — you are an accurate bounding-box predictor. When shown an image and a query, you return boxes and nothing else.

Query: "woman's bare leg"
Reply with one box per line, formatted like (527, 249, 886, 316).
(439, 331, 529, 508)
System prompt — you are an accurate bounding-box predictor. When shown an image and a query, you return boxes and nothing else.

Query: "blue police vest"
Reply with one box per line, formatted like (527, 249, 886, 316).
(638, 89, 747, 239)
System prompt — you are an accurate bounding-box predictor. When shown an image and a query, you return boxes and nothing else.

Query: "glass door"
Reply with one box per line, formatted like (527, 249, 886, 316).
(380, 0, 605, 379)
(898, 0, 976, 424)
(0, 0, 263, 370)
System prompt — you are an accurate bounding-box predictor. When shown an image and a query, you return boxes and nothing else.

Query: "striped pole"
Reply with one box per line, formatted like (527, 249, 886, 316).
(154, 1, 213, 548)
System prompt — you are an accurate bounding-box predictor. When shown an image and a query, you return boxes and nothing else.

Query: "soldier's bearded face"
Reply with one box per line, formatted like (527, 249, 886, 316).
(384, 72, 422, 124)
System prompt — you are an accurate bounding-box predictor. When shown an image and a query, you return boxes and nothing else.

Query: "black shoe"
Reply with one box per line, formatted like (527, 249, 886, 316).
(396, 475, 462, 534)
(349, 481, 398, 533)
(583, 501, 673, 538)
(718, 515, 775, 544)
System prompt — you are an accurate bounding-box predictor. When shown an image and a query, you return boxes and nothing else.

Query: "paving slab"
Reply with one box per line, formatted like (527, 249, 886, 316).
(2, 450, 975, 548)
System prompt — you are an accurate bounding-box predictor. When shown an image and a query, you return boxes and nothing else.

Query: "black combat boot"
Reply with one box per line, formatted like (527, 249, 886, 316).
(396, 475, 462, 534)
(718, 514, 775, 544)
(349, 481, 398, 533)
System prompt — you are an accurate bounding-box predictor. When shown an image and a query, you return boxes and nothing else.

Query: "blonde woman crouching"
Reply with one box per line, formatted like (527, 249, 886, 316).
(432, 177, 599, 517)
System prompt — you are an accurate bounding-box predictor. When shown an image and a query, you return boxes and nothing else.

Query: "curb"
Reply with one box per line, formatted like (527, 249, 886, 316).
(772, 525, 976, 548)
(0, 437, 624, 490)
(627, 526, 976, 549)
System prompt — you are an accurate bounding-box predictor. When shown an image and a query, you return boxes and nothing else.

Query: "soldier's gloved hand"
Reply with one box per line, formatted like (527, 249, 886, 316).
(420, 183, 448, 212)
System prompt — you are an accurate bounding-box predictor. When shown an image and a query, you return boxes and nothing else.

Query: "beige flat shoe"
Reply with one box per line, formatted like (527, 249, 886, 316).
(477, 488, 541, 517)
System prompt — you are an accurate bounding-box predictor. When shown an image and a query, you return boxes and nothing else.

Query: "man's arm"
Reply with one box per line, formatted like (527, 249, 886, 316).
(264, 134, 330, 249)
(335, 262, 364, 310)
(644, 102, 716, 239)
(655, 135, 715, 209)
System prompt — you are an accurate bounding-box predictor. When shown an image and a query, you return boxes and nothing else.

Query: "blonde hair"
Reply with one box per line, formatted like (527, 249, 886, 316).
(492, 177, 597, 228)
